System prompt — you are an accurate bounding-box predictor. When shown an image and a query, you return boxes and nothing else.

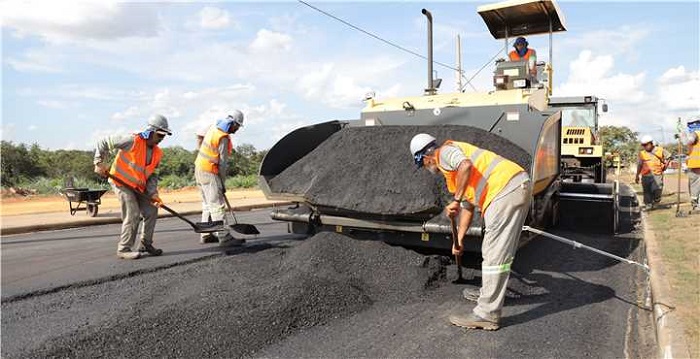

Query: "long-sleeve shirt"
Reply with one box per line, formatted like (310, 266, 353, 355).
(94, 134, 159, 196)
(217, 136, 231, 187)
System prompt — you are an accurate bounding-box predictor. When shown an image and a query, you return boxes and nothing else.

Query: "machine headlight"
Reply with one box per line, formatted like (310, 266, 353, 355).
(578, 147, 594, 155)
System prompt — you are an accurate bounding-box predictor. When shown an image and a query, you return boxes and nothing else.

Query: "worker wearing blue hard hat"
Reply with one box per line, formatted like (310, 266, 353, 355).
(509, 36, 537, 77)
(194, 110, 246, 246)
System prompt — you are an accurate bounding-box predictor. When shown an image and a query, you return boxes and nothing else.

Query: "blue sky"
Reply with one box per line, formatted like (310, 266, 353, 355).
(2, 0, 698, 150)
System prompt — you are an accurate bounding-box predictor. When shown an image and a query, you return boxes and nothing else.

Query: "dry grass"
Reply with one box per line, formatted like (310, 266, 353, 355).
(637, 174, 700, 358)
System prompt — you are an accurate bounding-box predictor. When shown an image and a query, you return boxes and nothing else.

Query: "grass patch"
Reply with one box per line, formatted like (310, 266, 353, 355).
(644, 186, 699, 358)
(225, 175, 258, 189)
(5, 176, 109, 196)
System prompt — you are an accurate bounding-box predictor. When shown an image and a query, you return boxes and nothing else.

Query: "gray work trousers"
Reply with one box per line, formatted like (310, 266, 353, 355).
(473, 180, 531, 322)
(195, 169, 228, 238)
(113, 185, 158, 252)
(688, 170, 700, 208)
(641, 174, 663, 205)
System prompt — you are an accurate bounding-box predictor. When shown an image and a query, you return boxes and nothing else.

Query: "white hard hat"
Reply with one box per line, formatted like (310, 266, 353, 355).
(147, 114, 172, 135)
(228, 109, 244, 127)
(410, 133, 437, 156)
(640, 135, 653, 144)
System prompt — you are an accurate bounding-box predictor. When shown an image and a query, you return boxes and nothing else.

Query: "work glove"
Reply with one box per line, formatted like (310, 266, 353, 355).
(445, 201, 460, 218)
(94, 163, 109, 178)
(151, 194, 163, 207)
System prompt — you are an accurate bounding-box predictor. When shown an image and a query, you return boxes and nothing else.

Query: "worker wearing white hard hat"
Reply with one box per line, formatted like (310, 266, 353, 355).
(93, 114, 172, 259)
(410, 133, 531, 331)
(194, 110, 246, 246)
(635, 135, 671, 210)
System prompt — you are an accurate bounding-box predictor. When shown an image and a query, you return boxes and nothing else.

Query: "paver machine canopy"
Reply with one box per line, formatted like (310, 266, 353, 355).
(478, 0, 566, 95)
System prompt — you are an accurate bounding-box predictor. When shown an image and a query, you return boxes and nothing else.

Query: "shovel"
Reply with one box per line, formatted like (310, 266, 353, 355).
(449, 216, 464, 281)
(107, 174, 225, 233)
(222, 190, 260, 235)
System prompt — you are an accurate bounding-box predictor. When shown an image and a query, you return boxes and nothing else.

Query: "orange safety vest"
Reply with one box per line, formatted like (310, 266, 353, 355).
(195, 126, 233, 174)
(639, 147, 665, 175)
(509, 48, 535, 61)
(435, 141, 525, 215)
(110, 134, 162, 192)
(687, 131, 700, 169)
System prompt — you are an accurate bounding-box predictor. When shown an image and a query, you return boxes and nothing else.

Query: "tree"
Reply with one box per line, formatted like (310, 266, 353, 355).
(1, 141, 44, 186)
(599, 126, 639, 165)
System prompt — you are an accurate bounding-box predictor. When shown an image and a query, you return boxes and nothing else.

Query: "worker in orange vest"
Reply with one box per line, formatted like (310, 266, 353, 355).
(509, 36, 537, 77)
(410, 133, 531, 331)
(681, 128, 700, 210)
(194, 110, 245, 246)
(94, 114, 172, 260)
(635, 135, 671, 210)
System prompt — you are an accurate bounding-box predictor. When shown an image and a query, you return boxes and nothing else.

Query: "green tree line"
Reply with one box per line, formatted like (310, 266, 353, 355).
(1, 141, 266, 194)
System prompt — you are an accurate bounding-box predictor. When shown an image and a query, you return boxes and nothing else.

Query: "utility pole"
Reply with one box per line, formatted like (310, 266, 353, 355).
(456, 34, 463, 91)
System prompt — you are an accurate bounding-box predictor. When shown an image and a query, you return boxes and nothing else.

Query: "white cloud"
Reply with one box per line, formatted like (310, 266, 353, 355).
(1, 123, 17, 141)
(6, 57, 62, 73)
(249, 29, 292, 52)
(557, 50, 646, 103)
(657, 66, 700, 111)
(198, 6, 232, 30)
(560, 26, 650, 61)
(37, 100, 68, 109)
(111, 106, 141, 121)
(89, 127, 130, 149)
(28, 125, 38, 131)
(1, 1, 161, 43)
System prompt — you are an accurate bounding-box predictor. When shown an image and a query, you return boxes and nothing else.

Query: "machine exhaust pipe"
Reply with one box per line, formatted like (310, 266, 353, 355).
(422, 9, 435, 96)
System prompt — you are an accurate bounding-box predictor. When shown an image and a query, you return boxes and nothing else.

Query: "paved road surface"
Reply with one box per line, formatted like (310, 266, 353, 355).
(1, 187, 655, 358)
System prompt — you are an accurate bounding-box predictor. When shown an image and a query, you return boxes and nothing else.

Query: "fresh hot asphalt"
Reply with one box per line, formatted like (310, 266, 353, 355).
(1, 187, 656, 358)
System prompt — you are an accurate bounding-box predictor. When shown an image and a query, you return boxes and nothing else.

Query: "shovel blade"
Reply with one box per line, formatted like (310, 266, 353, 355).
(230, 223, 260, 235)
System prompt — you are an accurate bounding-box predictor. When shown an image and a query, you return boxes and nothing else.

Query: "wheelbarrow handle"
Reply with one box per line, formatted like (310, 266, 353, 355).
(106, 174, 201, 231)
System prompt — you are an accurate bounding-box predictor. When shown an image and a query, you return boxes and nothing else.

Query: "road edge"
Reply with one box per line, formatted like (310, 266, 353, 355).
(1, 202, 293, 236)
(639, 195, 693, 359)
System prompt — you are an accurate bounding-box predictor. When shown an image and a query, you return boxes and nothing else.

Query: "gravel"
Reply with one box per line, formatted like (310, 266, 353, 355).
(7, 233, 448, 358)
(268, 125, 531, 216)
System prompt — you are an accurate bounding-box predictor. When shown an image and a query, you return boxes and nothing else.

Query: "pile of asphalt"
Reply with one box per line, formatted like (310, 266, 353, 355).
(10, 233, 448, 358)
(268, 125, 531, 216)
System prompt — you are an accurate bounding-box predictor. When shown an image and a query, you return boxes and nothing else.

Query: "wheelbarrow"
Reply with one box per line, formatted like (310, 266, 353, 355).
(61, 187, 109, 217)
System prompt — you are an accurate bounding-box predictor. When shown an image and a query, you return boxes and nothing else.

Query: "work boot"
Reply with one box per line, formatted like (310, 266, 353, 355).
(218, 233, 245, 247)
(200, 233, 217, 244)
(116, 249, 141, 260)
(449, 312, 500, 331)
(139, 244, 163, 256)
(462, 287, 480, 302)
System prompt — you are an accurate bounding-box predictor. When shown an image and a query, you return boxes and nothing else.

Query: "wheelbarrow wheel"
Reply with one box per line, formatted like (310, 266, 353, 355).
(87, 204, 99, 217)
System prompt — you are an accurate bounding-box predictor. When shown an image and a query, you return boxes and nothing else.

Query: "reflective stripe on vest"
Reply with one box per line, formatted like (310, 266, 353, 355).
(109, 134, 162, 192)
(509, 48, 534, 61)
(688, 131, 700, 169)
(435, 141, 525, 215)
(639, 147, 664, 175)
(195, 127, 233, 174)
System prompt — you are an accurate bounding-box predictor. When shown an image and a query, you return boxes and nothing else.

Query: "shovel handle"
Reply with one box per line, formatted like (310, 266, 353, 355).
(106, 174, 201, 231)
(450, 216, 464, 279)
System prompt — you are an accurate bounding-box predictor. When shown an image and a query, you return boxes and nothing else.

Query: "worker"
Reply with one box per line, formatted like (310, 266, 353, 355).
(508, 36, 537, 77)
(410, 134, 531, 331)
(194, 110, 245, 246)
(635, 135, 671, 210)
(681, 129, 700, 210)
(94, 114, 172, 260)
